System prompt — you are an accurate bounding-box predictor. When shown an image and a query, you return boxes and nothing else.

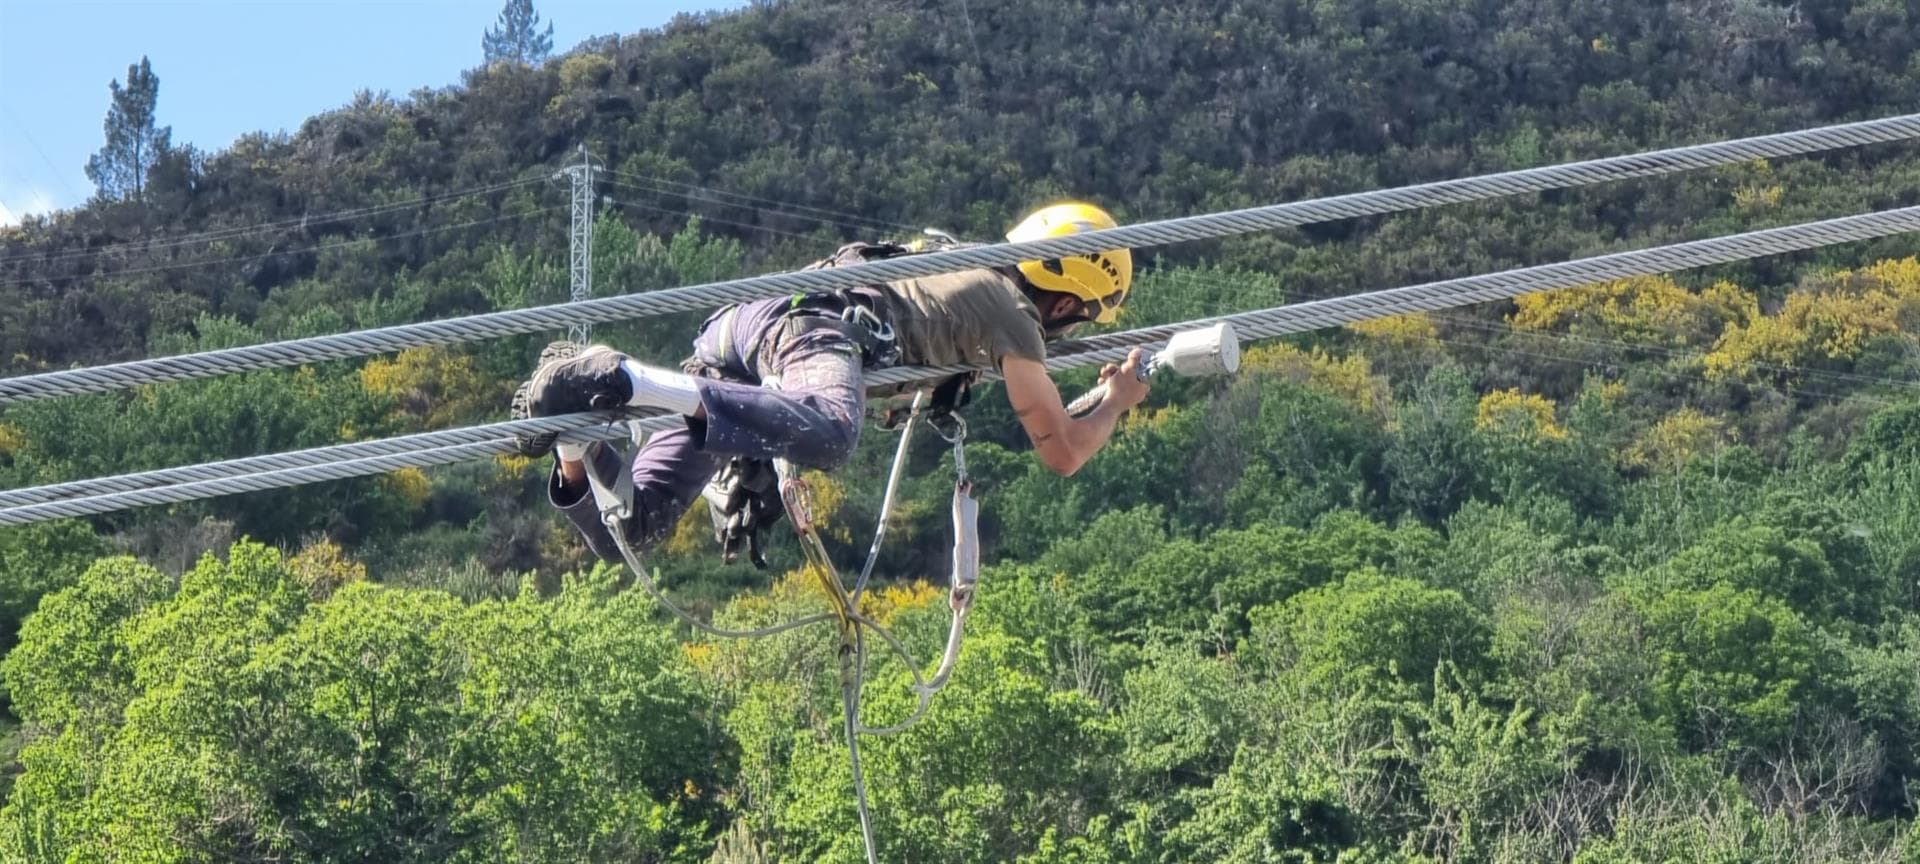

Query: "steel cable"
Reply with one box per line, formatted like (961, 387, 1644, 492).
(2, 114, 1916, 404)
(4, 203, 1918, 526)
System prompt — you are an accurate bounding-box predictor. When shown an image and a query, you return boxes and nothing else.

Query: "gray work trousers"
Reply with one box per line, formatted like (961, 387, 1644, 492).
(551, 297, 865, 561)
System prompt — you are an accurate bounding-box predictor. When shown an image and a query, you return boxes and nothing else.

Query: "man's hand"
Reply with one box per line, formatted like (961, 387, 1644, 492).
(1099, 347, 1152, 412)
(1003, 352, 1151, 477)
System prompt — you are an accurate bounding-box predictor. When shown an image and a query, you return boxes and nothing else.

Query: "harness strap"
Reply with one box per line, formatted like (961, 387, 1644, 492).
(586, 446, 635, 523)
(781, 291, 899, 370)
(714, 304, 743, 370)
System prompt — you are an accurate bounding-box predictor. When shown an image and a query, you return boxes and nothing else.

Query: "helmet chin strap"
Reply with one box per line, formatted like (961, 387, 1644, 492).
(1021, 280, 1098, 338)
(1042, 312, 1093, 340)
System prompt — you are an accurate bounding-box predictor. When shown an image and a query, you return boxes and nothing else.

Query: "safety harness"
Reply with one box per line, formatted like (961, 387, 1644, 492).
(801, 233, 987, 418)
(580, 389, 979, 864)
(581, 232, 996, 864)
(692, 232, 985, 571)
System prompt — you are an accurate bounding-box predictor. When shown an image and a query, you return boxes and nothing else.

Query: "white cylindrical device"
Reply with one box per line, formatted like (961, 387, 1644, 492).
(1065, 322, 1243, 417)
(1154, 322, 1240, 378)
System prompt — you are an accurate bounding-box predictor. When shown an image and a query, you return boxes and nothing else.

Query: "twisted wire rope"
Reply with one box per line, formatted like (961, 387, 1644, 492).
(5, 203, 1918, 525)
(3, 114, 1916, 404)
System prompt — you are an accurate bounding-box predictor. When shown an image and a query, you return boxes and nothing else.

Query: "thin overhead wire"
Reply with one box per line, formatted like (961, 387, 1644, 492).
(1, 176, 545, 267)
(602, 187, 833, 242)
(0, 205, 566, 287)
(602, 170, 916, 235)
(5, 203, 1919, 526)
(4, 113, 1916, 405)
(602, 168, 918, 230)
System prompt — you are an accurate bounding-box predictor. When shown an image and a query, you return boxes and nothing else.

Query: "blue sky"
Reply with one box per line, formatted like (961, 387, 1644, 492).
(0, 0, 748, 225)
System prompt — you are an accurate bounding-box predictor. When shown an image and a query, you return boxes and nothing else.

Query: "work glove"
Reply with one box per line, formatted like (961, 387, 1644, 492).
(703, 457, 785, 568)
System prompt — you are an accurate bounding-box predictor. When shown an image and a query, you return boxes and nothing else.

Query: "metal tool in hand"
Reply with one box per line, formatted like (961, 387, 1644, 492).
(1066, 322, 1242, 417)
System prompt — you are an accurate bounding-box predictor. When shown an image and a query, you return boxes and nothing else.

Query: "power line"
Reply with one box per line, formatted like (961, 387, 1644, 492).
(0, 205, 565, 287)
(1418, 332, 1900, 410)
(612, 179, 1920, 401)
(0, 104, 85, 206)
(1147, 269, 1911, 422)
(0, 176, 545, 267)
(21, 246, 1905, 514)
(602, 189, 829, 242)
(2, 112, 1915, 405)
(0, 155, 910, 509)
(1150, 267, 1920, 395)
(601, 168, 918, 235)
(4, 203, 1918, 526)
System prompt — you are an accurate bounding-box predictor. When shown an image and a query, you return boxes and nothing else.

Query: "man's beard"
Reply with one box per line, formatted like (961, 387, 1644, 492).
(1042, 317, 1089, 341)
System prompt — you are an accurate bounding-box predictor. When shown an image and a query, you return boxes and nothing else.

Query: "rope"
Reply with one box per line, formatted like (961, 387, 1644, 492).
(852, 394, 925, 602)
(2, 114, 1915, 404)
(5, 203, 1918, 526)
(606, 507, 837, 640)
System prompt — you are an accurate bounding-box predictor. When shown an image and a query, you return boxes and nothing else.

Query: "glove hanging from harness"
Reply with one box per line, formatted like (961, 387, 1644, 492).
(702, 456, 784, 569)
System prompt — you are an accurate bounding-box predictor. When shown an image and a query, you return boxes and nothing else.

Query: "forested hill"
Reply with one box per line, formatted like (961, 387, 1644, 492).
(9, 0, 1920, 861)
(5, 0, 1920, 371)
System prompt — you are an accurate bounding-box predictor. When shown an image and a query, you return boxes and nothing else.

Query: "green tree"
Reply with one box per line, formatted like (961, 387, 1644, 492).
(1384, 365, 1485, 523)
(771, 627, 1119, 864)
(1633, 584, 1824, 752)
(482, 0, 554, 65)
(1244, 570, 1491, 703)
(1156, 743, 1365, 864)
(0, 521, 108, 663)
(1, 546, 720, 862)
(1394, 666, 1566, 860)
(83, 56, 170, 202)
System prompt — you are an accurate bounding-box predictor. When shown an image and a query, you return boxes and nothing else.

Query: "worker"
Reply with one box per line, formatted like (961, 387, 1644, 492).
(512, 201, 1149, 562)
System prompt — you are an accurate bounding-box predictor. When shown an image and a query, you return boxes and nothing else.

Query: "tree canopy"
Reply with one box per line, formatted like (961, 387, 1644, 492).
(5, 0, 1920, 859)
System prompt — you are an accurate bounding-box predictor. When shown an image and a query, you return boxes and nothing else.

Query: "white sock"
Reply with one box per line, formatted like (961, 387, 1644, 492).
(555, 441, 590, 462)
(620, 359, 703, 416)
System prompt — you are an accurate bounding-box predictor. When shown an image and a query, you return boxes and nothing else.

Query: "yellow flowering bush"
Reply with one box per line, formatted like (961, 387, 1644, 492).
(1625, 408, 1731, 473)
(1240, 343, 1391, 417)
(1475, 388, 1567, 441)
(1510, 275, 1754, 347)
(1704, 258, 1920, 380)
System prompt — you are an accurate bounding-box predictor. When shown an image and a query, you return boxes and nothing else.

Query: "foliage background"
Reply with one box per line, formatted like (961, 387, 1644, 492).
(4, 0, 1920, 859)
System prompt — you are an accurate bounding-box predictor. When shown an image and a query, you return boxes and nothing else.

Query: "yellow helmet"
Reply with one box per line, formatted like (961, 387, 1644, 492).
(1006, 202, 1133, 325)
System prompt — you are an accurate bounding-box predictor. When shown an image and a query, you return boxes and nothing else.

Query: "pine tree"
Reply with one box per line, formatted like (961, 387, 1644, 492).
(84, 56, 171, 202)
(482, 0, 555, 65)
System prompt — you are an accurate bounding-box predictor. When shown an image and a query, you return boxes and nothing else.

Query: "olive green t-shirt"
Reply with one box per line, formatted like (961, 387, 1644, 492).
(866, 268, 1047, 369)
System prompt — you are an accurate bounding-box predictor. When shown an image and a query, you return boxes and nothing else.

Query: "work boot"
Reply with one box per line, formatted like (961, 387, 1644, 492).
(523, 343, 636, 416)
(510, 339, 591, 455)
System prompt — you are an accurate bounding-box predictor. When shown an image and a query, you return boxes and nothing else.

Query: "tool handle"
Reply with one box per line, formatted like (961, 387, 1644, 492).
(1065, 358, 1155, 418)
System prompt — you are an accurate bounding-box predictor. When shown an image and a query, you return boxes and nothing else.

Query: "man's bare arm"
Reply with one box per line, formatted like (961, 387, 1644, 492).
(1002, 348, 1151, 477)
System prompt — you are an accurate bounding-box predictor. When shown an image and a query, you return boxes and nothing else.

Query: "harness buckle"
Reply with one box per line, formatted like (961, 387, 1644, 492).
(839, 302, 899, 368)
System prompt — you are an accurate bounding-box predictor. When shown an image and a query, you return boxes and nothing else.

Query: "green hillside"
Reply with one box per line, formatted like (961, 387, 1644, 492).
(4, 0, 1920, 860)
